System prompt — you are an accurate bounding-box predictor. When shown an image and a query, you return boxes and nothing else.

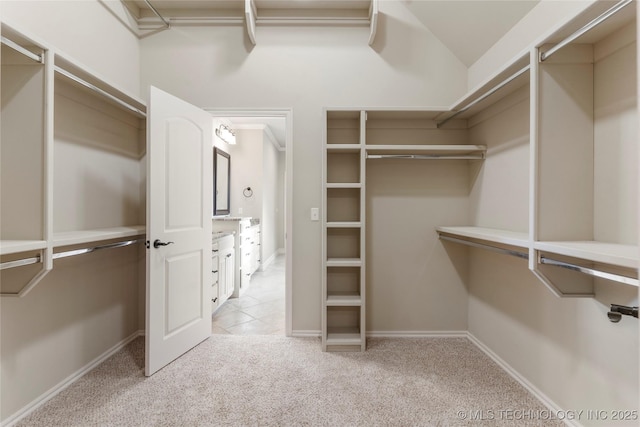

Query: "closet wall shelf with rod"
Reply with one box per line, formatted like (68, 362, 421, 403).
(326, 258, 362, 267)
(0, 241, 48, 256)
(436, 226, 529, 250)
(1, 237, 144, 297)
(539, 255, 638, 287)
(435, 54, 530, 128)
(53, 226, 146, 248)
(365, 144, 486, 159)
(534, 241, 638, 270)
(1, 36, 43, 63)
(54, 53, 147, 118)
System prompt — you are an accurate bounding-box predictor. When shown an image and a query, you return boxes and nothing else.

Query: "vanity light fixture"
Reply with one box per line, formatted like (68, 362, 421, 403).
(216, 123, 236, 145)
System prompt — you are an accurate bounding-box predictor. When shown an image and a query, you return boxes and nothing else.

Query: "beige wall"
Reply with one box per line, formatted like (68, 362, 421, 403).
(139, 1, 468, 332)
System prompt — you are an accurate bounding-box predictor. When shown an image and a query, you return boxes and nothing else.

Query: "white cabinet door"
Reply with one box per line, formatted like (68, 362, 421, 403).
(146, 86, 212, 376)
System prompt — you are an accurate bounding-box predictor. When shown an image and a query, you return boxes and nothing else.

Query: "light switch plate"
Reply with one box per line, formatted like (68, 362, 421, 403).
(310, 207, 319, 221)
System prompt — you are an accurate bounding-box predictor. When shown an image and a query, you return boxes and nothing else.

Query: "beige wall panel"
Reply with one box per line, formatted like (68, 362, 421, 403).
(227, 129, 264, 219)
(594, 39, 637, 244)
(261, 137, 281, 263)
(1, 61, 45, 240)
(366, 160, 469, 332)
(468, 85, 530, 232)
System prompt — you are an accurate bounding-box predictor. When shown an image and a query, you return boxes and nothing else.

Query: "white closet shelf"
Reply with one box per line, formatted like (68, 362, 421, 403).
(0, 240, 48, 256)
(326, 328, 362, 345)
(53, 226, 146, 248)
(326, 222, 362, 228)
(54, 53, 147, 117)
(326, 183, 362, 189)
(326, 293, 362, 306)
(326, 144, 361, 153)
(436, 226, 528, 249)
(534, 241, 638, 269)
(326, 258, 362, 267)
(366, 145, 486, 156)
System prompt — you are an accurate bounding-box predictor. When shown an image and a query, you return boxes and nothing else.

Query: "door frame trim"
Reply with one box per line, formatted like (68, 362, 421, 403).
(205, 108, 293, 336)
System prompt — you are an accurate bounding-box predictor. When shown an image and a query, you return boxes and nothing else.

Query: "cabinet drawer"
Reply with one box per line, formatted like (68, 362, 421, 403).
(211, 283, 220, 313)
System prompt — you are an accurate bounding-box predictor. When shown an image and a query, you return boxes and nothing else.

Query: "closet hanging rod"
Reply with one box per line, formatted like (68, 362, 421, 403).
(539, 0, 632, 61)
(439, 235, 529, 260)
(143, 0, 171, 29)
(367, 154, 485, 160)
(1, 36, 43, 63)
(539, 256, 638, 287)
(0, 255, 42, 271)
(54, 66, 147, 118)
(436, 64, 530, 128)
(53, 238, 143, 260)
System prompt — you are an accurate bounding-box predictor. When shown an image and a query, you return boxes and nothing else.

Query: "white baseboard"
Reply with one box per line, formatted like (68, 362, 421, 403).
(467, 332, 581, 427)
(291, 330, 321, 337)
(2, 330, 143, 427)
(260, 251, 278, 271)
(367, 330, 468, 338)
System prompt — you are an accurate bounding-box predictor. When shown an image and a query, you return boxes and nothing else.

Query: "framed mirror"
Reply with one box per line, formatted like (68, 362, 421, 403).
(213, 147, 230, 216)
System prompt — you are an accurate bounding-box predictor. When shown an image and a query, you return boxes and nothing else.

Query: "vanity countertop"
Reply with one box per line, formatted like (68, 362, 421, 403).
(212, 216, 252, 221)
(212, 231, 235, 240)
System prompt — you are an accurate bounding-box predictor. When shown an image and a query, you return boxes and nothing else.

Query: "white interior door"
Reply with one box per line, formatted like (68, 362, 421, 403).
(146, 86, 212, 376)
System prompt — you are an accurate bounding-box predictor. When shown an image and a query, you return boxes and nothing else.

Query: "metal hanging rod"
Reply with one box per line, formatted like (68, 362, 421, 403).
(367, 154, 485, 160)
(439, 235, 529, 260)
(436, 64, 530, 128)
(540, 0, 633, 61)
(1, 36, 43, 63)
(53, 239, 144, 260)
(0, 239, 143, 270)
(143, 0, 171, 29)
(0, 255, 42, 271)
(539, 256, 638, 287)
(54, 66, 146, 117)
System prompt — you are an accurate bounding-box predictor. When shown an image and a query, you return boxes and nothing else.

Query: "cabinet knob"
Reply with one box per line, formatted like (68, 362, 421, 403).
(212, 297, 218, 303)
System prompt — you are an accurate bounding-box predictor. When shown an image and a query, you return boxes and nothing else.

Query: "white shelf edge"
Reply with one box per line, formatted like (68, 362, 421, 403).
(326, 258, 362, 267)
(0, 240, 48, 255)
(326, 294, 362, 306)
(534, 241, 638, 270)
(326, 222, 362, 228)
(436, 226, 529, 249)
(326, 183, 362, 189)
(366, 144, 486, 152)
(53, 226, 146, 248)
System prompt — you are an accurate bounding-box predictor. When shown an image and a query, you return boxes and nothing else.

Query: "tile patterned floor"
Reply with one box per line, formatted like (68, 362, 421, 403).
(211, 254, 285, 335)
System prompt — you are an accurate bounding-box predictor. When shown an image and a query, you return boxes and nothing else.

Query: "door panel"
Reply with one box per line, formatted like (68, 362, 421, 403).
(146, 86, 212, 376)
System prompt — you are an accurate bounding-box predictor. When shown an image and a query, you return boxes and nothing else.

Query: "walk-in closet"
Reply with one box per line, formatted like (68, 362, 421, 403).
(1, 0, 638, 425)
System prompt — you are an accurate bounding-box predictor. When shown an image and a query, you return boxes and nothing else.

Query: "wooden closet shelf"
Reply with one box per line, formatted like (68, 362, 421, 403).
(0, 240, 48, 256)
(534, 241, 638, 270)
(436, 226, 529, 249)
(326, 293, 362, 306)
(366, 144, 486, 157)
(53, 226, 146, 247)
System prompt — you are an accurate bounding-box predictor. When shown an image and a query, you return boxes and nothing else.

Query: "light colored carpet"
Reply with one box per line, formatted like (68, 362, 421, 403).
(16, 336, 562, 426)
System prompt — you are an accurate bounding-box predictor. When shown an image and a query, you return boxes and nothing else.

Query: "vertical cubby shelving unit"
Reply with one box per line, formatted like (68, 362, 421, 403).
(323, 110, 366, 351)
(0, 23, 147, 298)
(322, 108, 487, 351)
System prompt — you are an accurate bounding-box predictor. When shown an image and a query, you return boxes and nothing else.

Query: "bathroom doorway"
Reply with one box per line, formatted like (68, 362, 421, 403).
(207, 109, 292, 337)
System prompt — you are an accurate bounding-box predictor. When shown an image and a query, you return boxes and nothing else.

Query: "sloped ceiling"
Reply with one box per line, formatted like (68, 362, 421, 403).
(402, 0, 539, 67)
